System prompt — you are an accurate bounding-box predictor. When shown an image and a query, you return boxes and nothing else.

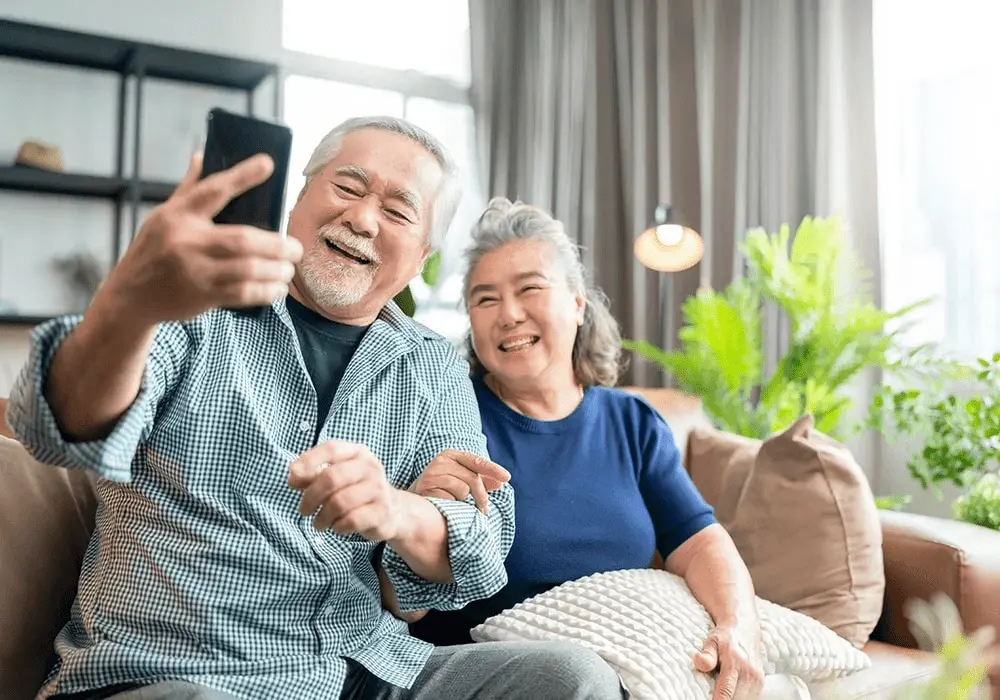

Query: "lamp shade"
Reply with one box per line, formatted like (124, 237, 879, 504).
(634, 205, 704, 272)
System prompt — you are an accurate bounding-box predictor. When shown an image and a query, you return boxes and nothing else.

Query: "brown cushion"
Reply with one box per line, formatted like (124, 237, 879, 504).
(725, 415, 885, 648)
(686, 425, 758, 518)
(0, 435, 97, 700)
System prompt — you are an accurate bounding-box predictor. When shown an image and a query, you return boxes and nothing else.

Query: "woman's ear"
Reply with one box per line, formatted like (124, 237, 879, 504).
(576, 295, 587, 326)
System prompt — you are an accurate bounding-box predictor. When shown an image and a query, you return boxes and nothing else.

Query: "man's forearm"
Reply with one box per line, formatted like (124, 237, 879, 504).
(669, 525, 759, 630)
(46, 288, 158, 442)
(387, 490, 453, 584)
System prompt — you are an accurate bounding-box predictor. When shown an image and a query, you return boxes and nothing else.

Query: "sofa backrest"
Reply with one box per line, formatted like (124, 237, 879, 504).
(0, 434, 98, 700)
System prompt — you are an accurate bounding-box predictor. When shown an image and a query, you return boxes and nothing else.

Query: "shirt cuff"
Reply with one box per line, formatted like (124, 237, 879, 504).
(381, 497, 508, 613)
(7, 316, 157, 483)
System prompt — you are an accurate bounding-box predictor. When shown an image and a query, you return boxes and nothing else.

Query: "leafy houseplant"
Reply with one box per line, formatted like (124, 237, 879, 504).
(623, 215, 928, 442)
(953, 474, 1000, 531)
(868, 354, 1000, 496)
(393, 250, 443, 317)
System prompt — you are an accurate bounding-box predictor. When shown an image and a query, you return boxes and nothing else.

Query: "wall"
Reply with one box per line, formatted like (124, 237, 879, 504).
(0, 0, 283, 395)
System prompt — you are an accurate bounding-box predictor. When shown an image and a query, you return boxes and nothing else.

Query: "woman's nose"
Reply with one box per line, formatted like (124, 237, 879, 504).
(498, 297, 526, 327)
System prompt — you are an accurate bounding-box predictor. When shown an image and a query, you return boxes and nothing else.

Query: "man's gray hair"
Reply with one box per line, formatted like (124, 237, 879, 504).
(462, 197, 625, 387)
(303, 115, 462, 250)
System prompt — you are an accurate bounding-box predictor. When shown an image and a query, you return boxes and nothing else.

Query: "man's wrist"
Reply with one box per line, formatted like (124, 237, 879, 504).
(386, 489, 432, 547)
(86, 278, 159, 344)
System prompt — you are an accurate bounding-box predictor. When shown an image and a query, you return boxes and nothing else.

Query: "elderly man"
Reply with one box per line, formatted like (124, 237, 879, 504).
(8, 117, 623, 700)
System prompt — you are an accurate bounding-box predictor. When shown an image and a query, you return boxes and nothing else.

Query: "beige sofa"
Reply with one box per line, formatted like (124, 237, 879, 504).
(627, 386, 1000, 700)
(2, 393, 999, 700)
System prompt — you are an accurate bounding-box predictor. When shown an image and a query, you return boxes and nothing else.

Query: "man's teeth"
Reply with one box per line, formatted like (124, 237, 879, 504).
(501, 338, 538, 351)
(326, 239, 370, 264)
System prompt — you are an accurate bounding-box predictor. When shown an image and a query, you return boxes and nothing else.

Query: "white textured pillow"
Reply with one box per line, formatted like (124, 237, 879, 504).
(470, 569, 870, 700)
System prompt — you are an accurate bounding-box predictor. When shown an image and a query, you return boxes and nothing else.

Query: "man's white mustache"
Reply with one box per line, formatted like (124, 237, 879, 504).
(317, 225, 379, 265)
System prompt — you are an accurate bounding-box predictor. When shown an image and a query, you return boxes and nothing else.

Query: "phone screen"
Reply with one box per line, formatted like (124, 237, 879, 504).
(200, 108, 293, 233)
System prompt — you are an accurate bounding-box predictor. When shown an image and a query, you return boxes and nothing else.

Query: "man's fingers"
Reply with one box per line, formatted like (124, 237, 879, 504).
(173, 151, 204, 197)
(208, 226, 303, 262)
(312, 481, 379, 530)
(289, 441, 366, 488)
(184, 153, 275, 219)
(209, 257, 296, 287)
(297, 458, 370, 515)
(218, 280, 288, 309)
(444, 451, 511, 483)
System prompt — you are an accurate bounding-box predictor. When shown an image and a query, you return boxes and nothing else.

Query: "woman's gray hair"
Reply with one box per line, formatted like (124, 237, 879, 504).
(463, 197, 625, 388)
(302, 116, 462, 250)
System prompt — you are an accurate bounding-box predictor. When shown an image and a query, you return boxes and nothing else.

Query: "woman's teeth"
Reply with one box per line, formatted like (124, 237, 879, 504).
(500, 337, 539, 352)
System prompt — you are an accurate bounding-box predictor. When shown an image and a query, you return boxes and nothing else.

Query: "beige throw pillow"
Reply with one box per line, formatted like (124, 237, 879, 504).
(724, 415, 885, 648)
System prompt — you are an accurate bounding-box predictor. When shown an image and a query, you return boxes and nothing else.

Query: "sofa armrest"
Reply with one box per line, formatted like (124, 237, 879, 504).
(877, 510, 1000, 647)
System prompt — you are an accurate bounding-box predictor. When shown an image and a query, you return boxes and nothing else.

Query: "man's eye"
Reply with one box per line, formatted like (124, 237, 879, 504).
(336, 184, 361, 197)
(386, 209, 412, 223)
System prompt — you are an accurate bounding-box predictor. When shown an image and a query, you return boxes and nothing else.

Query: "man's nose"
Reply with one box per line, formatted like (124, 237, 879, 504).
(341, 197, 380, 238)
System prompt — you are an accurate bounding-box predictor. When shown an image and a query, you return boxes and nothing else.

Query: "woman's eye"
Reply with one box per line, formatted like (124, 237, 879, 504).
(475, 296, 498, 306)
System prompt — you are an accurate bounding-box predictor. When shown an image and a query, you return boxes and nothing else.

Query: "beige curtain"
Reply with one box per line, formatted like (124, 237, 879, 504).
(469, 0, 881, 401)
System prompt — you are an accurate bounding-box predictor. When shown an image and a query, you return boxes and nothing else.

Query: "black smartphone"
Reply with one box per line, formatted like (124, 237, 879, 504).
(200, 107, 293, 317)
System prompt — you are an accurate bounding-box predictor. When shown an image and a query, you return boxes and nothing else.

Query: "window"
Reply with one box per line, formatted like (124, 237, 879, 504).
(874, 0, 1000, 358)
(281, 0, 477, 341)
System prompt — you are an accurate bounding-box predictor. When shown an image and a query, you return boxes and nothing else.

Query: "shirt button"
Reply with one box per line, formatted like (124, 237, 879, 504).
(299, 420, 311, 433)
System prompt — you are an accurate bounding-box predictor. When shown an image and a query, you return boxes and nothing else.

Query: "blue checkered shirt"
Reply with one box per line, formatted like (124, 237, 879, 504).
(7, 298, 514, 700)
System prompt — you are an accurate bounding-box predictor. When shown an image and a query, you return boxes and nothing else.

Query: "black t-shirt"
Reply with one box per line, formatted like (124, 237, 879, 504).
(285, 296, 368, 441)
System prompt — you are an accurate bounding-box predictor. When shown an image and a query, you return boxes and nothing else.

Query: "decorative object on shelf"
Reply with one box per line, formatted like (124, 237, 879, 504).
(623, 215, 934, 442)
(634, 204, 703, 272)
(52, 252, 106, 313)
(13, 140, 64, 172)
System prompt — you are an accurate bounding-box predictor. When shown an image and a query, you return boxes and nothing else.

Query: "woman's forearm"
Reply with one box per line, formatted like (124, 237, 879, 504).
(666, 524, 759, 630)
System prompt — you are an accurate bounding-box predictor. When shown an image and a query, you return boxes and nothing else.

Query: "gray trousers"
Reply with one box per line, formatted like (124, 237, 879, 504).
(52, 641, 627, 700)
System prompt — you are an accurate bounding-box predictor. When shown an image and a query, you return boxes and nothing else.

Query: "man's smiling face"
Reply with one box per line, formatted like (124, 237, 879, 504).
(286, 128, 443, 324)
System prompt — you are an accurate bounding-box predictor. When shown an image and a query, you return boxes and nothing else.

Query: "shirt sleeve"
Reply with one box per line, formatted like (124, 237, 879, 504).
(6, 315, 192, 483)
(635, 400, 717, 559)
(381, 351, 514, 613)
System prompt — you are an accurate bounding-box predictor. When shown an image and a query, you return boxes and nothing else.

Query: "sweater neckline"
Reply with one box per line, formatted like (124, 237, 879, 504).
(473, 374, 596, 435)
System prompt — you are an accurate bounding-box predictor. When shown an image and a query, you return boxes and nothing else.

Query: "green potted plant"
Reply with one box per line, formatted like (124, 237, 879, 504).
(393, 250, 443, 317)
(868, 354, 1000, 517)
(623, 215, 930, 442)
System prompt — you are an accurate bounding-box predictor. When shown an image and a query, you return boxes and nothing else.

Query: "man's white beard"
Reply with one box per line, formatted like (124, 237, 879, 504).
(298, 253, 374, 308)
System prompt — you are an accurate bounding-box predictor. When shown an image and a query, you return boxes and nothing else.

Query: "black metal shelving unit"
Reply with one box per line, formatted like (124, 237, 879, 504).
(0, 18, 280, 325)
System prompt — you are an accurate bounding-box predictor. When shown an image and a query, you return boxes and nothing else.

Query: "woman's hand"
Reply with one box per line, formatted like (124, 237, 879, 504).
(694, 622, 766, 700)
(409, 449, 511, 514)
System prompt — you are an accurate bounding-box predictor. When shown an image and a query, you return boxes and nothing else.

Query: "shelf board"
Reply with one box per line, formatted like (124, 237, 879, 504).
(138, 180, 178, 203)
(0, 19, 276, 90)
(0, 166, 179, 203)
(0, 166, 124, 199)
(0, 315, 54, 327)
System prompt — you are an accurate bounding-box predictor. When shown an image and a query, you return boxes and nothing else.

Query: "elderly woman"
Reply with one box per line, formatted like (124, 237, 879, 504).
(395, 198, 765, 699)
